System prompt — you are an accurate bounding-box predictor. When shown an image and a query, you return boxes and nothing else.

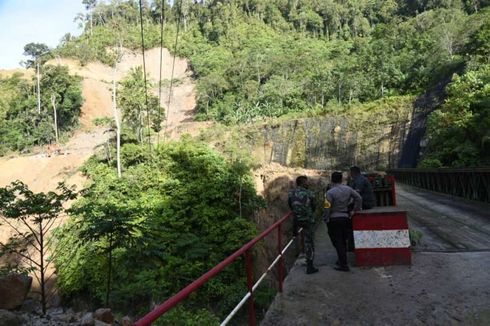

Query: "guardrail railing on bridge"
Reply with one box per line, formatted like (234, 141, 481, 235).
(134, 212, 300, 326)
(387, 168, 490, 203)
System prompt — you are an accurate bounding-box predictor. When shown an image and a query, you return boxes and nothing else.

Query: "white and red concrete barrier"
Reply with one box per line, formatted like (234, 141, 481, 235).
(353, 207, 411, 266)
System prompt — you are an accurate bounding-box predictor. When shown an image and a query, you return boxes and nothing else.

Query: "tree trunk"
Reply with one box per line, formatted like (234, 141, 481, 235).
(106, 141, 112, 162)
(37, 62, 41, 114)
(106, 234, 113, 307)
(256, 59, 261, 84)
(239, 176, 243, 218)
(338, 82, 342, 104)
(51, 94, 59, 143)
(112, 66, 122, 177)
(39, 221, 46, 315)
(138, 112, 143, 143)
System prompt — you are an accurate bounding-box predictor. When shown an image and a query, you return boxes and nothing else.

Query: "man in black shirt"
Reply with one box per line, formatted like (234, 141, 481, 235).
(349, 166, 375, 209)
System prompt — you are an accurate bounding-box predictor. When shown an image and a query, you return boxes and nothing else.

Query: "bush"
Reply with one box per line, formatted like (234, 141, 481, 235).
(0, 65, 82, 154)
(418, 158, 443, 168)
(54, 139, 263, 321)
(424, 62, 490, 167)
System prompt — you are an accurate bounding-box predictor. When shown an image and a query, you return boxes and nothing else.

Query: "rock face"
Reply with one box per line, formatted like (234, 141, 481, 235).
(0, 274, 32, 310)
(0, 309, 24, 326)
(94, 308, 114, 324)
(258, 105, 412, 170)
(80, 312, 95, 326)
(208, 96, 415, 171)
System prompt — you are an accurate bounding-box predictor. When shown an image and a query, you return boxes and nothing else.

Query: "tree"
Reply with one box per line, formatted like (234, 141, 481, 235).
(118, 67, 163, 143)
(70, 182, 143, 306)
(22, 43, 50, 68)
(0, 64, 82, 153)
(40, 65, 83, 132)
(424, 63, 490, 166)
(0, 181, 77, 314)
(54, 140, 261, 316)
(82, 0, 98, 35)
(23, 42, 50, 115)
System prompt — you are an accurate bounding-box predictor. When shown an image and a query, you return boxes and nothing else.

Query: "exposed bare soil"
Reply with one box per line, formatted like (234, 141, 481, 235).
(1, 47, 201, 192)
(0, 48, 203, 302)
(49, 48, 201, 136)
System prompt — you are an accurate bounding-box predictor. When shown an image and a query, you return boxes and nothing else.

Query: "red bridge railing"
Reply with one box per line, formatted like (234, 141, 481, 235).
(134, 212, 299, 326)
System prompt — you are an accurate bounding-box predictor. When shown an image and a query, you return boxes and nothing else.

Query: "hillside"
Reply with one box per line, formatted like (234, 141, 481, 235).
(0, 46, 199, 192)
(53, 0, 490, 167)
(0, 46, 203, 312)
(0, 1, 489, 324)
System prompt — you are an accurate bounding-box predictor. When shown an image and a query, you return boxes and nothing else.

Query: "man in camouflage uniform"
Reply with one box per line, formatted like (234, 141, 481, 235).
(288, 176, 319, 274)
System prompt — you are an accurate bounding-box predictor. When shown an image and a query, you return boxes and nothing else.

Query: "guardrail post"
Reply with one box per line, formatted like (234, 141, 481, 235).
(245, 249, 256, 326)
(277, 224, 284, 293)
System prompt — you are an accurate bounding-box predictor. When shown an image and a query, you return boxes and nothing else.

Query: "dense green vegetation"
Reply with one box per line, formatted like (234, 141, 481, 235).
(118, 66, 164, 141)
(56, 0, 489, 111)
(423, 20, 490, 167)
(0, 65, 83, 154)
(424, 63, 490, 167)
(1, 1, 489, 323)
(0, 0, 490, 325)
(55, 0, 490, 166)
(53, 139, 264, 322)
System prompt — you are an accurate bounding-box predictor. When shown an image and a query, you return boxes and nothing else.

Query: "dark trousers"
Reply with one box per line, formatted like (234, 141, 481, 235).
(293, 219, 315, 262)
(327, 218, 350, 267)
(329, 218, 354, 251)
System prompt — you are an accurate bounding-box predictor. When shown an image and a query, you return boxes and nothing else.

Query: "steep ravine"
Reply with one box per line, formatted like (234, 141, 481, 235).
(398, 67, 463, 168)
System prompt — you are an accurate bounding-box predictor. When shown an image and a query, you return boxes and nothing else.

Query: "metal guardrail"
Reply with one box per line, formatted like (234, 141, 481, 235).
(134, 212, 299, 326)
(387, 168, 490, 203)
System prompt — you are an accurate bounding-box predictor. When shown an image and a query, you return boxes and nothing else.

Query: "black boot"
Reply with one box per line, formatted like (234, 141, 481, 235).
(334, 265, 350, 272)
(306, 260, 319, 274)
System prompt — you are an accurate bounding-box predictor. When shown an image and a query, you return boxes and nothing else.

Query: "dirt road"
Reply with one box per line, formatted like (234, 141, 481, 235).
(262, 185, 490, 325)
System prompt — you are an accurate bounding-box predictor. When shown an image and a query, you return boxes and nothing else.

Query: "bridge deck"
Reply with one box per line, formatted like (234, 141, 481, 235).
(261, 185, 490, 325)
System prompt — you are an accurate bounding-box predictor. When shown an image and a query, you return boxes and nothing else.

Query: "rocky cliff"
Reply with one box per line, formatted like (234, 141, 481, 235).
(208, 96, 415, 171)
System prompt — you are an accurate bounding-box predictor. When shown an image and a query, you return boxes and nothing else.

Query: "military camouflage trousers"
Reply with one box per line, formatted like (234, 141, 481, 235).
(294, 219, 315, 262)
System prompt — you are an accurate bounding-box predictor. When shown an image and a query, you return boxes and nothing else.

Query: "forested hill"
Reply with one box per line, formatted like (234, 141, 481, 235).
(0, 1, 489, 323)
(1, 0, 489, 166)
(54, 0, 489, 167)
